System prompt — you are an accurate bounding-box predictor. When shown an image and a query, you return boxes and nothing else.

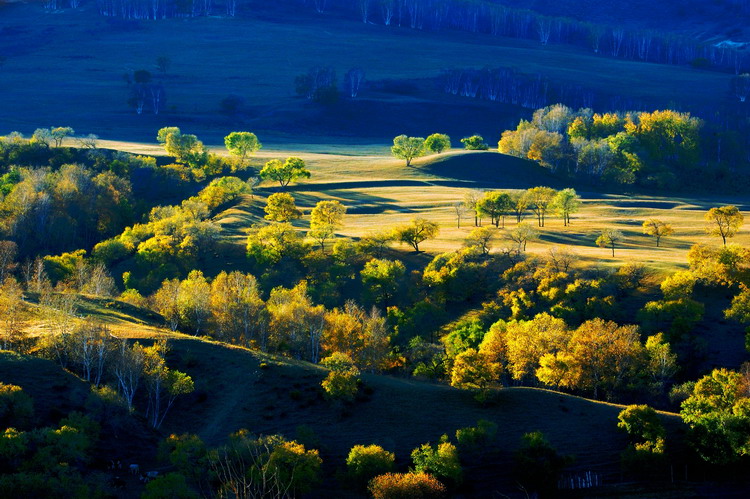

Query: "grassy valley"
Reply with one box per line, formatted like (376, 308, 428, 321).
(1, 1, 750, 498)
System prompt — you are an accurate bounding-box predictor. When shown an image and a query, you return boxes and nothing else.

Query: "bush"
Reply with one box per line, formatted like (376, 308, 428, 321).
(346, 444, 395, 486)
(514, 431, 572, 496)
(0, 383, 33, 429)
(460, 135, 488, 150)
(411, 439, 462, 487)
(368, 472, 446, 499)
(455, 419, 497, 450)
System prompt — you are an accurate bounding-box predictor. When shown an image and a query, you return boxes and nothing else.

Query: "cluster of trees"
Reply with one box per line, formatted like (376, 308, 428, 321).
(499, 105, 710, 187)
(93, 175, 250, 289)
(89, 0, 749, 75)
(0, 385, 103, 497)
(391, 133, 491, 166)
(150, 271, 391, 368)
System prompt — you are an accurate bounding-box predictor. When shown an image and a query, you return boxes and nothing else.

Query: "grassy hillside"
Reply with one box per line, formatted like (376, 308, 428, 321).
(0, 326, 688, 497)
(0, 3, 734, 145)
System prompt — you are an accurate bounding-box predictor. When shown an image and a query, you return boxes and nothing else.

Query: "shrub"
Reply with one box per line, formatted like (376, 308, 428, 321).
(460, 135, 489, 150)
(346, 444, 395, 486)
(368, 472, 447, 499)
(455, 419, 497, 450)
(514, 431, 572, 496)
(411, 439, 462, 487)
(0, 383, 33, 429)
(320, 352, 360, 402)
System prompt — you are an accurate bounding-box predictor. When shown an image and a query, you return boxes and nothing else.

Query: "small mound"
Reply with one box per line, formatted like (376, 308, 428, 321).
(421, 151, 564, 189)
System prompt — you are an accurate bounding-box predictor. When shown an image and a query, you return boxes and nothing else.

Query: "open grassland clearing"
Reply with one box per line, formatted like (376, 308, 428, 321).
(0, 3, 734, 144)
(204, 148, 750, 277)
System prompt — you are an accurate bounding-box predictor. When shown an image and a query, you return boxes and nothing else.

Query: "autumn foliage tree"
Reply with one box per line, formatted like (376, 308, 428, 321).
(705, 205, 743, 246)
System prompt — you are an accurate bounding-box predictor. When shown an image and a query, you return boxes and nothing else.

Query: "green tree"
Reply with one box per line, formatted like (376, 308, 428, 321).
(264, 192, 302, 222)
(411, 439, 463, 487)
(476, 191, 512, 228)
(177, 270, 211, 335)
(0, 383, 33, 429)
(464, 227, 495, 256)
(156, 127, 208, 169)
(391, 135, 425, 166)
(346, 444, 395, 486)
(393, 218, 439, 252)
(460, 135, 488, 150)
(596, 228, 625, 257)
(259, 157, 311, 188)
(50, 127, 74, 147)
(246, 223, 306, 265)
(553, 188, 580, 226)
(514, 431, 572, 497)
(320, 352, 360, 402)
(309, 200, 346, 251)
(617, 404, 666, 454)
(360, 258, 405, 305)
(450, 348, 502, 402)
(526, 186, 557, 227)
(424, 133, 451, 154)
(642, 219, 674, 247)
(680, 368, 750, 464)
(705, 205, 744, 246)
(224, 132, 261, 171)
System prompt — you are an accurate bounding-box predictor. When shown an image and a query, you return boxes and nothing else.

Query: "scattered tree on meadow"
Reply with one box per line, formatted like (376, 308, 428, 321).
(642, 219, 674, 247)
(463, 190, 482, 226)
(50, 127, 74, 147)
(465, 227, 495, 256)
(358, 230, 395, 259)
(424, 133, 451, 154)
(460, 135, 488, 150)
(596, 228, 625, 256)
(156, 127, 207, 169)
(264, 192, 302, 223)
(309, 200, 346, 251)
(526, 186, 557, 227)
(705, 205, 743, 246)
(391, 135, 425, 166)
(224, 132, 261, 171)
(452, 201, 466, 228)
(477, 191, 512, 228)
(393, 218, 439, 252)
(553, 188, 580, 226)
(510, 190, 530, 223)
(508, 222, 538, 251)
(259, 157, 311, 188)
